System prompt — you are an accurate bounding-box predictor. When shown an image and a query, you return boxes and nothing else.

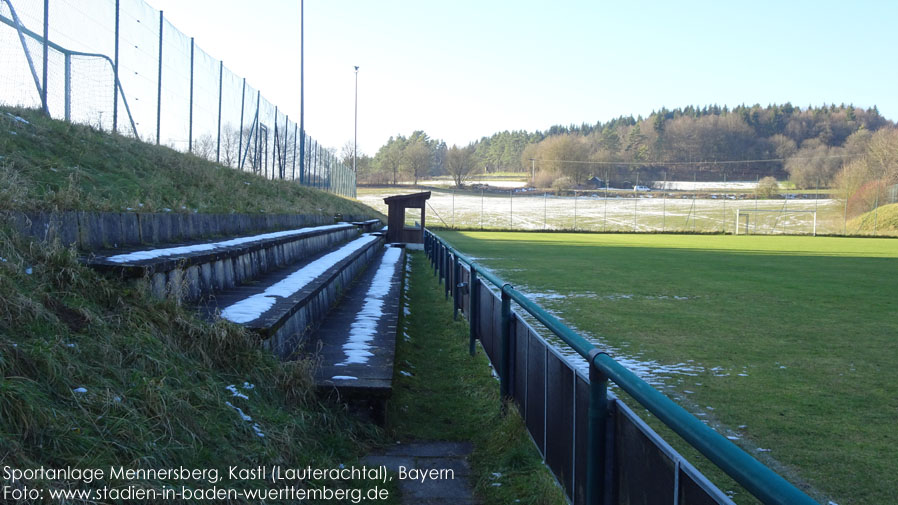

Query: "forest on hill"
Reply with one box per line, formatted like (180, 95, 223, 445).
(353, 103, 895, 194)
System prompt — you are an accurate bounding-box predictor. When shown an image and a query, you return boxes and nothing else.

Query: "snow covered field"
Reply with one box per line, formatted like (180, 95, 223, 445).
(359, 187, 844, 235)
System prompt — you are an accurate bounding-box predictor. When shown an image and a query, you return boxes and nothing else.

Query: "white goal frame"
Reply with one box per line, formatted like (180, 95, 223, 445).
(735, 209, 818, 236)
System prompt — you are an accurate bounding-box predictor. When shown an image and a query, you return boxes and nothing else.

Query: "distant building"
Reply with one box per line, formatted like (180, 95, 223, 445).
(586, 176, 604, 188)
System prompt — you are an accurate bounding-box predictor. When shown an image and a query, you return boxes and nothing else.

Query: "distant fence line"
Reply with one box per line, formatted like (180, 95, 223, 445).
(0, 0, 355, 198)
(361, 186, 897, 237)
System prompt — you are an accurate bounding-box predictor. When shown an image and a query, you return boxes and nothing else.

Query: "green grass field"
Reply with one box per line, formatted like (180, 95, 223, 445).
(436, 231, 898, 505)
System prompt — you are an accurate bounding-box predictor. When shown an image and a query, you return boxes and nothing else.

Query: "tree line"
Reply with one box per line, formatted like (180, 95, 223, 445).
(355, 103, 896, 218)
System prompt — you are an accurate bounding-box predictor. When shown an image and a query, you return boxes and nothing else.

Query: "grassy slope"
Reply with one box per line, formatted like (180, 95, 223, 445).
(0, 106, 393, 503)
(0, 226, 386, 504)
(389, 252, 565, 504)
(848, 202, 898, 234)
(436, 231, 898, 505)
(0, 106, 381, 218)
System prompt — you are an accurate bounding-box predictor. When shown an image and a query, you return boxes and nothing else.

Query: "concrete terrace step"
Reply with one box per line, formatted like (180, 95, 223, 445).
(208, 234, 386, 359)
(351, 219, 383, 233)
(310, 245, 405, 406)
(87, 223, 361, 301)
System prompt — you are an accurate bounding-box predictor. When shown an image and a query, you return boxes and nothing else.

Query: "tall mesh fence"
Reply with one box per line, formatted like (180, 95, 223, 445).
(0, 0, 356, 198)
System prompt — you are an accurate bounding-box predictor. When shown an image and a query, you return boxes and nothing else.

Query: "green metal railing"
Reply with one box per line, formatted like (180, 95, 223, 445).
(424, 229, 819, 505)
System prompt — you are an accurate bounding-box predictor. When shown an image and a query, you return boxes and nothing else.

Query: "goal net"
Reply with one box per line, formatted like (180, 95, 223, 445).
(735, 209, 818, 236)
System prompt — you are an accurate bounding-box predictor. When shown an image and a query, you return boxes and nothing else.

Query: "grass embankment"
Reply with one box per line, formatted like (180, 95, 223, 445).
(848, 203, 898, 235)
(0, 106, 394, 503)
(436, 231, 898, 505)
(0, 225, 387, 503)
(387, 252, 565, 505)
(0, 106, 380, 218)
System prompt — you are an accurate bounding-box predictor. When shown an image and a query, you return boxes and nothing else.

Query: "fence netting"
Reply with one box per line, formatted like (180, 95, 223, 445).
(361, 179, 898, 236)
(0, 0, 356, 198)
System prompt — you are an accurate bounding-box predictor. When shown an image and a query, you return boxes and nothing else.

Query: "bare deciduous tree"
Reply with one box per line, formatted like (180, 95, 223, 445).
(446, 144, 476, 188)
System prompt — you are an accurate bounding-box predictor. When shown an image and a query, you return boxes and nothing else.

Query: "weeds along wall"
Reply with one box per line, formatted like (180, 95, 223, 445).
(0, 0, 356, 198)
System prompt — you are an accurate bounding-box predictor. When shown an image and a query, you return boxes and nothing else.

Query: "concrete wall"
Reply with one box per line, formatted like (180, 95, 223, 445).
(150, 226, 360, 302)
(4, 211, 378, 251)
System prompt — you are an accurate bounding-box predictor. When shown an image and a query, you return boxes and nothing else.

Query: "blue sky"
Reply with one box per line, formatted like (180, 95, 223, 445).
(145, 0, 898, 155)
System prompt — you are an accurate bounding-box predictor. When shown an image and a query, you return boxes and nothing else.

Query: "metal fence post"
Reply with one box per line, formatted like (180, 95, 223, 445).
(586, 352, 609, 505)
(41, 0, 49, 116)
(216, 60, 223, 162)
(312, 140, 318, 188)
(63, 53, 71, 121)
(237, 77, 245, 168)
(113, 0, 120, 132)
(272, 105, 278, 179)
(283, 114, 289, 179)
(469, 266, 479, 356)
(453, 254, 460, 320)
(509, 190, 513, 229)
(189, 37, 194, 152)
(500, 284, 512, 400)
(662, 172, 668, 232)
(292, 123, 298, 180)
(156, 10, 163, 145)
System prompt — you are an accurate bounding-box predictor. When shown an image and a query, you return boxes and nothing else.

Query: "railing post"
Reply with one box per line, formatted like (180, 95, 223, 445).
(432, 238, 438, 276)
(437, 244, 443, 281)
(500, 284, 512, 400)
(586, 350, 609, 505)
(453, 254, 460, 319)
(469, 265, 479, 356)
(444, 251, 451, 300)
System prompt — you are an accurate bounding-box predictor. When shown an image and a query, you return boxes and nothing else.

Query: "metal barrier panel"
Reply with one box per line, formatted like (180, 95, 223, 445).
(490, 289, 502, 363)
(525, 330, 546, 455)
(479, 284, 497, 361)
(513, 316, 529, 408)
(459, 266, 471, 317)
(679, 465, 728, 505)
(574, 373, 590, 505)
(615, 400, 677, 504)
(546, 350, 575, 498)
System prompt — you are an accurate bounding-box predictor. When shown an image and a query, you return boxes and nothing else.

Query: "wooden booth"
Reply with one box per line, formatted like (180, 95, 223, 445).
(383, 191, 430, 244)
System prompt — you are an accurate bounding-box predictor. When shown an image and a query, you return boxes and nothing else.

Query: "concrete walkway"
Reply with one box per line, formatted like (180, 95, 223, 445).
(364, 441, 476, 505)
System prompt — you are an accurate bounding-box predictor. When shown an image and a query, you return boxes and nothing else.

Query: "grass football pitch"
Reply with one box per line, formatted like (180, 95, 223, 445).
(435, 230, 898, 505)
